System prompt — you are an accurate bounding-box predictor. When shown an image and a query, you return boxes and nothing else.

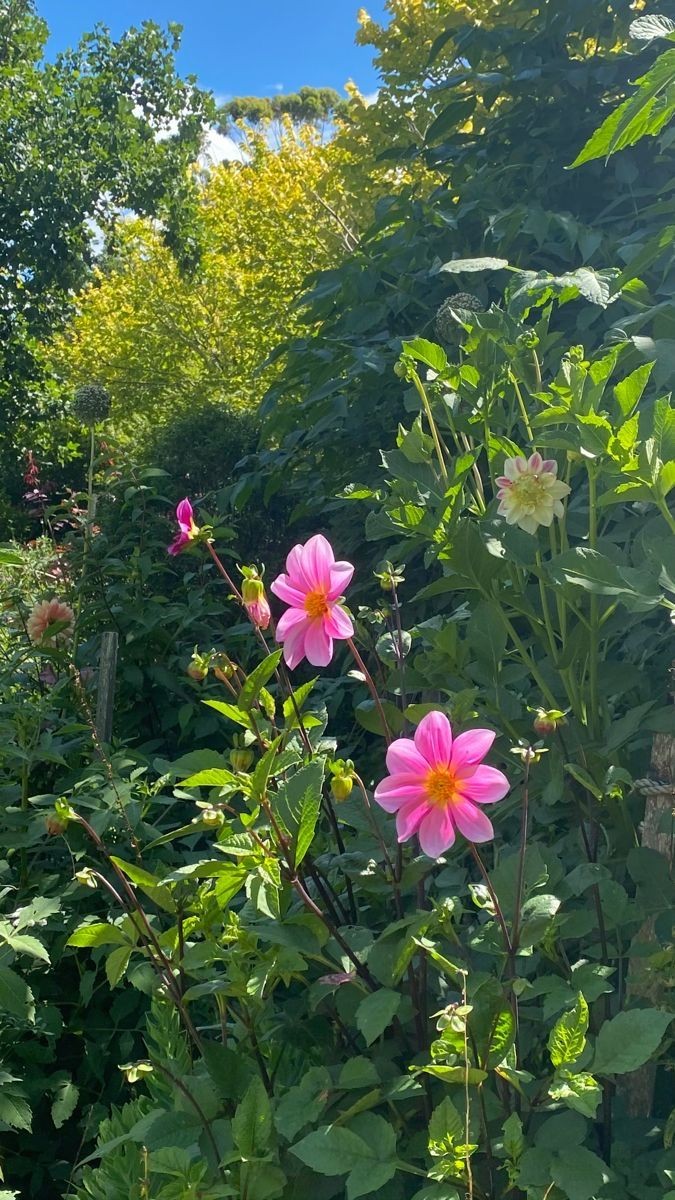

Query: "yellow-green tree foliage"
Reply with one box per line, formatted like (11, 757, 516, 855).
(51, 127, 350, 427)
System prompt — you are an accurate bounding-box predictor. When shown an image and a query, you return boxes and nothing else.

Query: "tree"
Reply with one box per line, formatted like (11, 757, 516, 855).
(50, 127, 352, 437)
(0, 0, 212, 517)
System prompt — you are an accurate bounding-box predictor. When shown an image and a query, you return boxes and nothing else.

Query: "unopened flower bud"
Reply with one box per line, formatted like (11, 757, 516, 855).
(45, 814, 67, 836)
(187, 662, 207, 681)
(532, 708, 565, 736)
(242, 577, 271, 630)
(331, 773, 353, 802)
(75, 867, 98, 888)
(201, 807, 225, 827)
(230, 747, 254, 772)
(212, 653, 236, 682)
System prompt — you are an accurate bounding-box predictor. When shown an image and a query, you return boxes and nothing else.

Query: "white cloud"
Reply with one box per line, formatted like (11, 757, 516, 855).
(199, 126, 245, 166)
(362, 90, 379, 106)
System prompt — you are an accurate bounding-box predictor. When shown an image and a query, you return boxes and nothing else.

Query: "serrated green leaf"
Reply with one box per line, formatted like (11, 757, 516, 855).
(549, 993, 588, 1069)
(0, 1091, 31, 1131)
(233, 1076, 271, 1156)
(0, 965, 34, 1021)
(51, 1079, 79, 1128)
(105, 945, 131, 988)
(355, 988, 401, 1046)
(67, 922, 128, 948)
(291, 1125, 371, 1175)
(238, 650, 282, 713)
(593, 1008, 674, 1075)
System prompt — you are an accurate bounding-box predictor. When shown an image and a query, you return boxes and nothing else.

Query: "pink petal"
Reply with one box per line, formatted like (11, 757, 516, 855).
(451, 799, 494, 843)
(414, 711, 453, 767)
(282, 622, 309, 669)
(324, 604, 353, 640)
(168, 531, 189, 556)
(374, 776, 426, 812)
(300, 534, 334, 591)
(418, 807, 456, 858)
(450, 729, 496, 770)
(303, 619, 334, 666)
(176, 498, 193, 530)
(396, 798, 431, 842)
(276, 606, 308, 639)
(457, 764, 509, 805)
(327, 561, 355, 600)
(541, 459, 557, 474)
(528, 452, 543, 473)
(285, 544, 313, 592)
(270, 574, 307, 606)
(503, 456, 527, 481)
(386, 738, 429, 777)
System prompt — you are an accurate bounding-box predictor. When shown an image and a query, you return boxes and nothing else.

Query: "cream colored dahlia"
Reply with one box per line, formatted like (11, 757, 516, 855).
(496, 453, 570, 535)
(27, 598, 75, 645)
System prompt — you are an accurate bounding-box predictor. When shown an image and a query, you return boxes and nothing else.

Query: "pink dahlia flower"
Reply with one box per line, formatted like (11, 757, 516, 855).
(496, 452, 570, 535)
(168, 497, 199, 556)
(374, 711, 509, 858)
(270, 534, 354, 668)
(27, 598, 75, 645)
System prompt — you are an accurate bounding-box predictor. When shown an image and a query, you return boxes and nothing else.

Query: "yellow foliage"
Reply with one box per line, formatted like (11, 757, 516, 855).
(50, 127, 350, 429)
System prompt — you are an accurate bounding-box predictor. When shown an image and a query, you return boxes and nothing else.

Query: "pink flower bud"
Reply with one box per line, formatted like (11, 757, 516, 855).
(242, 577, 271, 630)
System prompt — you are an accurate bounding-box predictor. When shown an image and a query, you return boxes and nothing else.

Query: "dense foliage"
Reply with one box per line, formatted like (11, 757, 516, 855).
(2, 2, 675, 1199)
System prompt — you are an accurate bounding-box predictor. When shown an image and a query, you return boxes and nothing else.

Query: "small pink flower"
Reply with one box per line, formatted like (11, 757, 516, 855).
(374, 711, 509, 859)
(496, 452, 570, 535)
(241, 577, 271, 630)
(270, 534, 354, 668)
(168, 497, 199, 556)
(27, 598, 75, 646)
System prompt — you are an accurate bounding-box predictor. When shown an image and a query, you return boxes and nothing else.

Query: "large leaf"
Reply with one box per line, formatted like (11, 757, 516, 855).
(550, 1147, 611, 1200)
(439, 256, 510, 273)
(233, 1076, 271, 1156)
(593, 1008, 673, 1074)
(238, 650, 282, 713)
(549, 994, 588, 1069)
(0, 966, 34, 1021)
(0, 1091, 32, 1132)
(355, 988, 401, 1046)
(572, 48, 675, 164)
(51, 1079, 79, 1128)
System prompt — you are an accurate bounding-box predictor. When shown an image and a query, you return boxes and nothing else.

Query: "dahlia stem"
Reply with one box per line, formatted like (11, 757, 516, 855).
(469, 843, 512, 956)
(586, 464, 600, 738)
(410, 368, 448, 486)
(511, 755, 531, 956)
(511, 373, 534, 442)
(347, 637, 393, 744)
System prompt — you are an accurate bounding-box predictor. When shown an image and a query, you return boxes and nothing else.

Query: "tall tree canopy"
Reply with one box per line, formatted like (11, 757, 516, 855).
(0, 0, 211, 507)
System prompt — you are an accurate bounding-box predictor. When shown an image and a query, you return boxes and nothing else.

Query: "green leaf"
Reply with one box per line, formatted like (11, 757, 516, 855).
(180, 768, 238, 788)
(593, 1008, 674, 1075)
(439, 256, 509, 273)
(275, 1067, 331, 1140)
(0, 965, 34, 1021)
(429, 1097, 463, 1146)
(547, 547, 661, 610)
(0, 548, 23, 566)
(355, 988, 401, 1046)
(614, 361, 654, 417)
(630, 14, 675, 40)
(51, 1079, 79, 1128)
(295, 786, 322, 867)
(572, 48, 675, 165)
(401, 338, 448, 373)
(105, 945, 131, 988)
(238, 650, 282, 713)
(203, 699, 253, 730)
(67, 922, 128, 948)
(338, 1057, 380, 1089)
(233, 1076, 271, 1156)
(411, 1189, 460, 1200)
(549, 1071, 602, 1119)
(1, 933, 49, 963)
(291, 1125, 372, 1175)
(502, 1112, 524, 1161)
(347, 1161, 396, 1199)
(0, 1092, 32, 1131)
(275, 759, 325, 843)
(549, 993, 589, 1069)
(109, 857, 176, 913)
(550, 1147, 611, 1200)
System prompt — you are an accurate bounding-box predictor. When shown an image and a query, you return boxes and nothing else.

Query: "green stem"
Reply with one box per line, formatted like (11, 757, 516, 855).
(534, 550, 558, 665)
(347, 637, 392, 744)
(586, 465, 600, 738)
(493, 604, 558, 709)
(511, 374, 534, 441)
(411, 369, 448, 485)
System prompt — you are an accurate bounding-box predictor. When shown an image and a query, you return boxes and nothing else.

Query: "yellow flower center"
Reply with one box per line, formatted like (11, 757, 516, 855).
(425, 765, 460, 808)
(305, 588, 330, 619)
(512, 474, 545, 512)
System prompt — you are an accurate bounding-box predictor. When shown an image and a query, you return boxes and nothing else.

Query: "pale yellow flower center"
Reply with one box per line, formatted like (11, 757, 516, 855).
(511, 474, 548, 512)
(305, 588, 329, 619)
(425, 765, 460, 808)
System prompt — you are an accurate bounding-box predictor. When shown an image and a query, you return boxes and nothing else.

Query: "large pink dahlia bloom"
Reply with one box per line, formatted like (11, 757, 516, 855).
(374, 711, 509, 858)
(27, 598, 75, 645)
(270, 534, 354, 668)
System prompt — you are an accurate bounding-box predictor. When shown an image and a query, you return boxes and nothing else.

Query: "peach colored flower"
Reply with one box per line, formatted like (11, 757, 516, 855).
(270, 534, 354, 668)
(27, 598, 75, 645)
(496, 452, 570, 535)
(374, 711, 509, 858)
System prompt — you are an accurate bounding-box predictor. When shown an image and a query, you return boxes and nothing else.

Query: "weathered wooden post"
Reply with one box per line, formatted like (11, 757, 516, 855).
(95, 631, 119, 745)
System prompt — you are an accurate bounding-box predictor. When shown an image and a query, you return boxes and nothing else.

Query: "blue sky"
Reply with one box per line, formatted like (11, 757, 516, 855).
(36, 1, 388, 100)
